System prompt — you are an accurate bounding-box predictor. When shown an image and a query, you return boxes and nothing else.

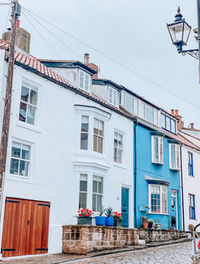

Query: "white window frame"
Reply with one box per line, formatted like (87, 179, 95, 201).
(79, 174, 88, 209)
(169, 143, 180, 170)
(113, 130, 123, 164)
(149, 184, 168, 214)
(92, 175, 103, 212)
(19, 80, 39, 126)
(108, 87, 118, 107)
(151, 136, 163, 164)
(93, 118, 104, 154)
(9, 140, 32, 178)
(79, 69, 91, 92)
(80, 115, 89, 150)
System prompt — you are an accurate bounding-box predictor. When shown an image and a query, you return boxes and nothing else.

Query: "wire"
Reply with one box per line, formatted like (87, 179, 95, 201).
(22, 11, 62, 59)
(21, 6, 200, 111)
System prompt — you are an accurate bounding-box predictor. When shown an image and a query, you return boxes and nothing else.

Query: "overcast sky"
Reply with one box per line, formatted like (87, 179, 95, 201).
(0, 0, 199, 127)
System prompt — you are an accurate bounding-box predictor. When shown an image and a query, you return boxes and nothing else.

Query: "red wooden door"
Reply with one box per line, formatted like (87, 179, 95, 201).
(1, 198, 50, 257)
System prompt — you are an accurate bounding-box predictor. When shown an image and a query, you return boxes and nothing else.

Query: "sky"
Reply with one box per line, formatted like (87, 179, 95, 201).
(0, 0, 199, 127)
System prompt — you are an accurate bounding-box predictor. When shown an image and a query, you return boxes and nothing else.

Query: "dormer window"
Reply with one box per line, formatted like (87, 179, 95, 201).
(161, 113, 177, 134)
(79, 70, 91, 92)
(108, 87, 118, 107)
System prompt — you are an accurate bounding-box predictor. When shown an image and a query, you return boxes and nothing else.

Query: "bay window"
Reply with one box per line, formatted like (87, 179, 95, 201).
(79, 174, 88, 209)
(80, 116, 89, 150)
(93, 118, 104, 153)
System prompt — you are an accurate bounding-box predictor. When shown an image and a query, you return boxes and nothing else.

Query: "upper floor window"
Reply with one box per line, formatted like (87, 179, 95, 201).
(92, 176, 103, 212)
(189, 194, 195, 219)
(80, 116, 89, 150)
(79, 174, 88, 209)
(114, 131, 123, 164)
(108, 87, 118, 107)
(151, 136, 163, 164)
(10, 141, 31, 177)
(19, 81, 38, 125)
(161, 113, 176, 134)
(188, 152, 194, 176)
(79, 70, 90, 92)
(149, 184, 167, 214)
(169, 144, 180, 170)
(93, 118, 104, 153)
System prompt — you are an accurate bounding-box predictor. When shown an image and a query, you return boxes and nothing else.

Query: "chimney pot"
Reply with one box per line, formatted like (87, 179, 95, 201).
(171, 109, 175, 116)
(175, 109, 179, 116)
(84, 53, 89, 65)
(190, 123, 194, 128)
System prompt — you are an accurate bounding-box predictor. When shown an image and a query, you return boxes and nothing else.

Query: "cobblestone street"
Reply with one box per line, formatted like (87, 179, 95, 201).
(71, 242, 193, 264)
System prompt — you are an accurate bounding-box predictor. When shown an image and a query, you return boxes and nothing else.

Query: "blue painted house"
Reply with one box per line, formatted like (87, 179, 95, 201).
(133, 120, 182, 230)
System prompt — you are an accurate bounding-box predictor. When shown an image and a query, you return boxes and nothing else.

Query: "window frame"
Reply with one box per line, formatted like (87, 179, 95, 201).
(93, 118, 104, 154)
(161, 113, 177, 134)
(80, 115, 89, 150)
(78, 69, 91, 92)
(92, 176, 103, 212)
(169, 143, 180, 170)
(189, 194, 195, 220)
(151, 136, 163, 165)
(149, 184, 168, 214)
(188, 152, 194, 176)
(79, 174, 88, 209)
(108, 86, 118, 107)
(113, 130, 123, 164)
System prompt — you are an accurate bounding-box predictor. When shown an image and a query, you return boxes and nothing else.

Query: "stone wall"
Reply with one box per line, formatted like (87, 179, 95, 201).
(62, 225, 188, 255)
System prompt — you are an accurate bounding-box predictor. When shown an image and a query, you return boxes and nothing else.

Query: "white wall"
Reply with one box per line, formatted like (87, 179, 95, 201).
(182, 145, 200, 231)
(1, 64, 133, 254)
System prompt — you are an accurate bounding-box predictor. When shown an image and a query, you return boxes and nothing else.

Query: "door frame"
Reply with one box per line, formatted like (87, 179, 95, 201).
(121, 187, 129, 228)
(171, 190, 178, 229)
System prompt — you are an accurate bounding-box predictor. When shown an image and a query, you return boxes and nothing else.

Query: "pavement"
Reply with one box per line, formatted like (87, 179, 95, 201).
(1, 239, 195, 264)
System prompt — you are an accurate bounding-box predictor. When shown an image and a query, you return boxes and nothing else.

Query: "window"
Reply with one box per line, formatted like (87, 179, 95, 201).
(19, 81, 38, 125)
(161, 113, 177, 134)
(169, 144, 180, 170)
(93, 118, 104, 153)
(149, 185, 167, 214)
(114, 131, 123, 163)
(79, 70, 90, 91)
(134, 97, 138, 115)
(188, 152, 193, 176)
(10, 142, 31, 177)
(125, 93, 133, 113)
(151, 136, 163, 164)
(92, 176, 103, 212)
(108, 87, 118, 107)
(145, 104, 154, 124)
(79, 174, 87, 209)
(80, 116, 89, 150)
(189, 194, 195, 219)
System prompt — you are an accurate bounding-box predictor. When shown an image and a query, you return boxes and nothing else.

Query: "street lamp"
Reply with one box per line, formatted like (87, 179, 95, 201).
(167, 7, 191, 53)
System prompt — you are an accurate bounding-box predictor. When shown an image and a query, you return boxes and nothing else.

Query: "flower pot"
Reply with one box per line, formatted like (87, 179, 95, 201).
(114, 218, 122, 227)
(95, 216, 106, 226)
(105, 217, 114, 226)
(142, 220, 148, 229)
(148, 222, 153, 229)
(77, 217, 92, 225)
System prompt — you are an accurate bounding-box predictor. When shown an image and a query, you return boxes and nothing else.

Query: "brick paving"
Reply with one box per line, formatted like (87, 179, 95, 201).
(1, 242, 195, 264)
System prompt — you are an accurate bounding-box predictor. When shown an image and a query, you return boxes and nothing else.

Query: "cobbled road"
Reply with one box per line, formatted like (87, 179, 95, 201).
(71, 242, 193, 264)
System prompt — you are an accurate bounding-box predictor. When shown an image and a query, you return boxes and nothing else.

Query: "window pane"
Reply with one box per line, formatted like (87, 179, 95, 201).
(166, 117, 171, 131)
(171, 119, 176, 133)
(125, 93, 133, 113)
(21, 86, 29, 102)
(154, 110, 158, 126)
(154, 137, 159, 162)
(92, 194, 96, 211)
(161, 114, 165, 128)
(93, 135, 97, 152)
(79, 193, 87, 209)
(134, 97, 138, 115)
(118, 149, 122, 163)
(30, 89, 38, 105)
(145, 104, 153, 123)
(19, 160, 29, 176)
(97, 195, 102, 212)
(79, 71, 84, 88)
(171, 144, 175, 169)
(85, 74, 89, 91)
(93, 180, 97, 193)
(80, 134, 88, 150)
(80, 180, 87, 192)
(10, 159, 19, 174)
(12, 145, 21, 158)
(19, 102, 27, 122)
(98, 137, 103, 153)
(109, 88, 112, 104)
(27, 105, 36, 125)
(98, 180, 103, 194)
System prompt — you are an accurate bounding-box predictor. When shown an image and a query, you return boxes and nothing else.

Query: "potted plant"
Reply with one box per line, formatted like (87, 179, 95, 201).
(77, 208, 93, 225)
(105, 207, 114, 226)
(148, 219, 154, 229)
(141, 216, 148, 229)
(112, 211, 122, 227)
(95, 209, 106, 226)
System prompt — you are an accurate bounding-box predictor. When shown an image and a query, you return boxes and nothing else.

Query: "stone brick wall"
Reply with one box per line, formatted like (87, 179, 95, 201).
(62, 225, 188, 255)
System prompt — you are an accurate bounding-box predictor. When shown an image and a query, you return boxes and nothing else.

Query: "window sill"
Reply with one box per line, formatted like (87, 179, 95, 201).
(148, 212, 169, 216)
(113, 162, 126, 170)
(6, 174, 34, 184)
(152, 162, 163, 165)
(169, 168, 180, 171)
(16, 121, 42, 134)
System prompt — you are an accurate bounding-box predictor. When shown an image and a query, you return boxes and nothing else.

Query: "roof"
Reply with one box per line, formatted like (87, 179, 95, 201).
(0, 39, 9, 50)
(39, 59, 97, 75)
(92, 79, 122, 90)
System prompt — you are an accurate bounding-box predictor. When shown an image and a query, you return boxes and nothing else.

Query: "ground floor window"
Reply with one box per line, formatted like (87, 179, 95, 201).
(92, 176, 103, 212)
(189, 194, 195, 219)
(79, 174, 88, 209)
(149, 184, 167, 214)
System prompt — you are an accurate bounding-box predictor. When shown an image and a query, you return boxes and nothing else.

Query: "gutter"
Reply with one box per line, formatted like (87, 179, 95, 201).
(180, 144, 185, 231)
(133, 120, 138, 227)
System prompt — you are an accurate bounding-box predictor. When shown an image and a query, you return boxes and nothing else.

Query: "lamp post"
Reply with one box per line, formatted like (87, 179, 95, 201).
(167, 3, 200, 81)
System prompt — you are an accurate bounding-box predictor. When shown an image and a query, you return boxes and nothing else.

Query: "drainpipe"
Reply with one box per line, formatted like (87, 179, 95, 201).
(133, 121, 138, 228)
(180, 144, 185, 231)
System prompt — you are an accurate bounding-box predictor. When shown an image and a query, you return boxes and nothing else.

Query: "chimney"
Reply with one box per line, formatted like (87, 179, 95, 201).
(173, 109, 184, 131)
(83, 53, 99, 79)
(2, 20, 31, 54)
(190, 123, 195, 129)
(84, 53, 89, 65)
(171, 109, 175, 116)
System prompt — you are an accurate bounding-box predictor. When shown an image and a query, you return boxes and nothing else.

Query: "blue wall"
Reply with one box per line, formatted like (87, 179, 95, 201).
(134, 123, 182, 230)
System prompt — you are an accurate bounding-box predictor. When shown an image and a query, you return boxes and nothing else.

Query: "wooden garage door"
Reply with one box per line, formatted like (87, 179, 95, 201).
(1, 198, 50, 257)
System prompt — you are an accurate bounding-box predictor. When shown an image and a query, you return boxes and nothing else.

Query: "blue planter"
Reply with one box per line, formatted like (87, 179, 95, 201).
(105, 217, 114, 226)
(95, 216, 106, 226)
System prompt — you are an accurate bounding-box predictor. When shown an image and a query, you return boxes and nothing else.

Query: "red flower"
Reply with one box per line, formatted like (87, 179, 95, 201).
(79, 213, 82, 217)
(85, 214, 89, 217)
